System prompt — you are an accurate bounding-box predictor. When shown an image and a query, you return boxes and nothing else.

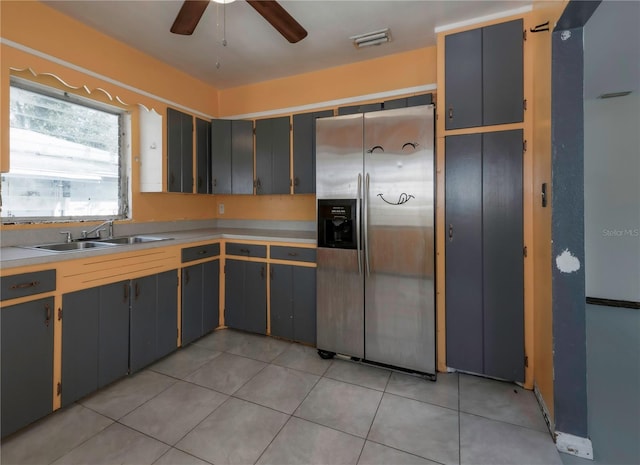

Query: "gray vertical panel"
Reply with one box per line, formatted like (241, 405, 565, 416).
(245, 262, 267, 334)
(255, 118, 272, 195)
(270, 264, 293, 340)
(445, 134, 483, 373)
(271, 116, 291, 194)
(182, 264, 202, 346)
(129, 275, 157, 372)
(167, 108, 182, 192)
(445, 28, 483, 129)
(157, 270, 178, 359)
(202, 260, 219, 333)
(62, 288, 99, 406)
(232, 120, 254, 194)
(482, 20, 524, 126)
(181, 112, 194, 193)
(98, 281, 130, 388)
(293, 266, 316, 345)
(1, 298, 54, 437)
(195, 118, 211, 194)
(293, 112, 314, 193)
(224, 259, 245, 329)
(482, 130, 524, 382)
(211, 119, 232, 194)
(551, 25, 588, 437)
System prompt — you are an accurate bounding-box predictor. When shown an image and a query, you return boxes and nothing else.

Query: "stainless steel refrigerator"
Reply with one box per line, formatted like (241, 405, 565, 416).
(315, 105, 435, 375)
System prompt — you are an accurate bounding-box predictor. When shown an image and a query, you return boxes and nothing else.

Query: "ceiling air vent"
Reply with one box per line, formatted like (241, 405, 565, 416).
(350, 28, 391, 49)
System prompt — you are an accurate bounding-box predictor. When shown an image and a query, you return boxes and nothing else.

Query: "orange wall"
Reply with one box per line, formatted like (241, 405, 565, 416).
(0, 0, 219, 227)
(219, 47, 436, 117)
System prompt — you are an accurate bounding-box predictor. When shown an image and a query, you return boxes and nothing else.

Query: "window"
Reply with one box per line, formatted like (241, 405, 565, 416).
(1, 79, 129, 222)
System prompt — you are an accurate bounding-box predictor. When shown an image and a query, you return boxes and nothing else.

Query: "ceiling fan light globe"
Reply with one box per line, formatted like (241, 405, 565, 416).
(211, 0, 236, 4)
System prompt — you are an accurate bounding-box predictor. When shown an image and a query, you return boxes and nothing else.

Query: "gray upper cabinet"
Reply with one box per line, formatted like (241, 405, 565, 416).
(292, 110, 333, 194)
(383, 94, 433, 110)
(1, 297, 54, 438)
(196, 118, 211, 194)
(167, 108, 194, 193)
(211, 119, 254, 194)
(255, 116, 290, 195)
(445, 19, 523, 129)
(337, 102, 382, 115)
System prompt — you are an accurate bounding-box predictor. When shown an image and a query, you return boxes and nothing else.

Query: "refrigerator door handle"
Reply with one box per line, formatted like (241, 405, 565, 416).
(364, 172, 371, 276)
(357, 173, 362, 275)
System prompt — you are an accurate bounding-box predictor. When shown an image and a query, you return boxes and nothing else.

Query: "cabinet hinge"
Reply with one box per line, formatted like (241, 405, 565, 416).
(524, 355, 529, 367)
(289, 179, 293, 187)
(523, 99, 528, 111)
(57, 382, 62, 396)
(523, 29, 527, 41)
(57, 307, 63, 320)
(523, 246, 528, 257)
(523, 140, 528, 153)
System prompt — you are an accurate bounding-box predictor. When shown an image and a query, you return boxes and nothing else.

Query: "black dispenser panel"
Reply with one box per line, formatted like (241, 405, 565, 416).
(317, 199, 357, 249)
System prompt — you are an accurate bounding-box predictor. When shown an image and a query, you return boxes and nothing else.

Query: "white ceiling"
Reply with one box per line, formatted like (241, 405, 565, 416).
(44, 0, 530, 89)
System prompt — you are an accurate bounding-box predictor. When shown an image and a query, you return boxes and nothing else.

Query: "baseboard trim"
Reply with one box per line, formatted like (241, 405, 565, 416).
(555, 432, 594, 460)
(533, 384, 555, 434)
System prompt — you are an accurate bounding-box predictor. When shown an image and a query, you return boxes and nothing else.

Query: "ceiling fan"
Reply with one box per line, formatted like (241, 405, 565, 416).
(170, 0, 307, 43)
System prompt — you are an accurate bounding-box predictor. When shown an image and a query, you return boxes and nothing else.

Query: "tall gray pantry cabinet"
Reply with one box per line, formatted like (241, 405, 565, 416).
(445, 131, 524, 382)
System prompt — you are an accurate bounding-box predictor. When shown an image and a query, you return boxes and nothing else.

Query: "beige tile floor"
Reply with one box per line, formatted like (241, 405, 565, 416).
(1, 329, 563, 465)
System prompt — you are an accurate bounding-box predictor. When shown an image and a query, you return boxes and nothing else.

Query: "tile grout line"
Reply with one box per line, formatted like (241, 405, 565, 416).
(355, 371, 392, 463)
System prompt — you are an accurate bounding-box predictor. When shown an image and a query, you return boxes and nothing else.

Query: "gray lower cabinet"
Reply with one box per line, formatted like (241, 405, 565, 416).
(130, 270, 178, 373)
(255, 116, 290, 195)
(182, 260, 220, 345)
(62, 281, 129, 406)
(1, 297, 54, 438)
(270, 264, 316, 345)
(445, 130, 524, 382)
(211, 119, 254, 194)
(292, 110, 333, 194)
(225, 259, 266, 334)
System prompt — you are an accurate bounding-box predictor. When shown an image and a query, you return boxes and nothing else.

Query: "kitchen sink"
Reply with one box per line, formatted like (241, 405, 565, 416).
(97, 235, 172, 245)
(28, 241, 117, 252)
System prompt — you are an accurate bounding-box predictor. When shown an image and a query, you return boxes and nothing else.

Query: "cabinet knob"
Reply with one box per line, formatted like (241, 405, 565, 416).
(294, 177, 300, 187)
(449, 224, 454, 241)
(448, 107, 454, 120)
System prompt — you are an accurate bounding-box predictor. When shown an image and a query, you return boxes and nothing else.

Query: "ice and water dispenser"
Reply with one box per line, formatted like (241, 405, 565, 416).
(317, 199, 358, 249)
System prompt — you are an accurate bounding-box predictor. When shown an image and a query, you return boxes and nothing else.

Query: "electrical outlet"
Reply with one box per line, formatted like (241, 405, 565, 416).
(218, 203, 224, 215)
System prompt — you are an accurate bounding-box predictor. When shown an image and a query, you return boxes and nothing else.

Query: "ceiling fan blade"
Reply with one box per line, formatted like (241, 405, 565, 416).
(170, 0, 210, 35)
(247, 0, 308, 43)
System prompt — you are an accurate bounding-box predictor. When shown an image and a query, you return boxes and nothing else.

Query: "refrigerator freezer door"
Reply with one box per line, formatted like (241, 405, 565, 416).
(363, 105, 436, 374)
(316, 113, 365, 359)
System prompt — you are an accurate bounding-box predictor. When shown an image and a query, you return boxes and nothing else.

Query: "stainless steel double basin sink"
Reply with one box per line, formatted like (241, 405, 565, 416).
(22, 236, 172, 253)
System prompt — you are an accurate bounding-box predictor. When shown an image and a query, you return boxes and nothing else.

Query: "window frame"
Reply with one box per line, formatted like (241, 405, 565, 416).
(2, 77, 130, 224)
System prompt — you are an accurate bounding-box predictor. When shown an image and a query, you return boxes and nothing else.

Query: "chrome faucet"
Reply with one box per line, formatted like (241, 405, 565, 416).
(81, 220, 114, 239)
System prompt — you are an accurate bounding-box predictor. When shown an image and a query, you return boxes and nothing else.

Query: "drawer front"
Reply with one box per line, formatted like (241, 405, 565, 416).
(181, 243, 220, 263)
(270, 246, 316, 263)
(226, 243, 267, 258)
(1, 270, 56, 301)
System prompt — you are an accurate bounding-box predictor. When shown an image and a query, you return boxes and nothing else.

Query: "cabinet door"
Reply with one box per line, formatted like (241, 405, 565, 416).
(256, 116, 290, 195)
(196, 118, 211, 194)
(293, 266, 316, 345)
(482, 20, 523, 126)
(293, 110, 333, 194)
(445, 134, 483, 373)
(1, 297, 54, 437)
(482, 130, 524, 382)
(202, 260, 220, 334)
(182, 264, 203, 346)
(180, 111, 194, 193)
(167, 108, 183, 192)
(98, 281, 130, 388)
(270, 264, 293, 340)
(157, 270, 178, 359)
(224, 259, 244, 329)
(445, 28, 482, 129)
(211, 119, 232, 194)
(62, 288, 99, 407)
(232, 120, 254, 194)
(244, 262, 267, 334)
(130, 275, 157, 372)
